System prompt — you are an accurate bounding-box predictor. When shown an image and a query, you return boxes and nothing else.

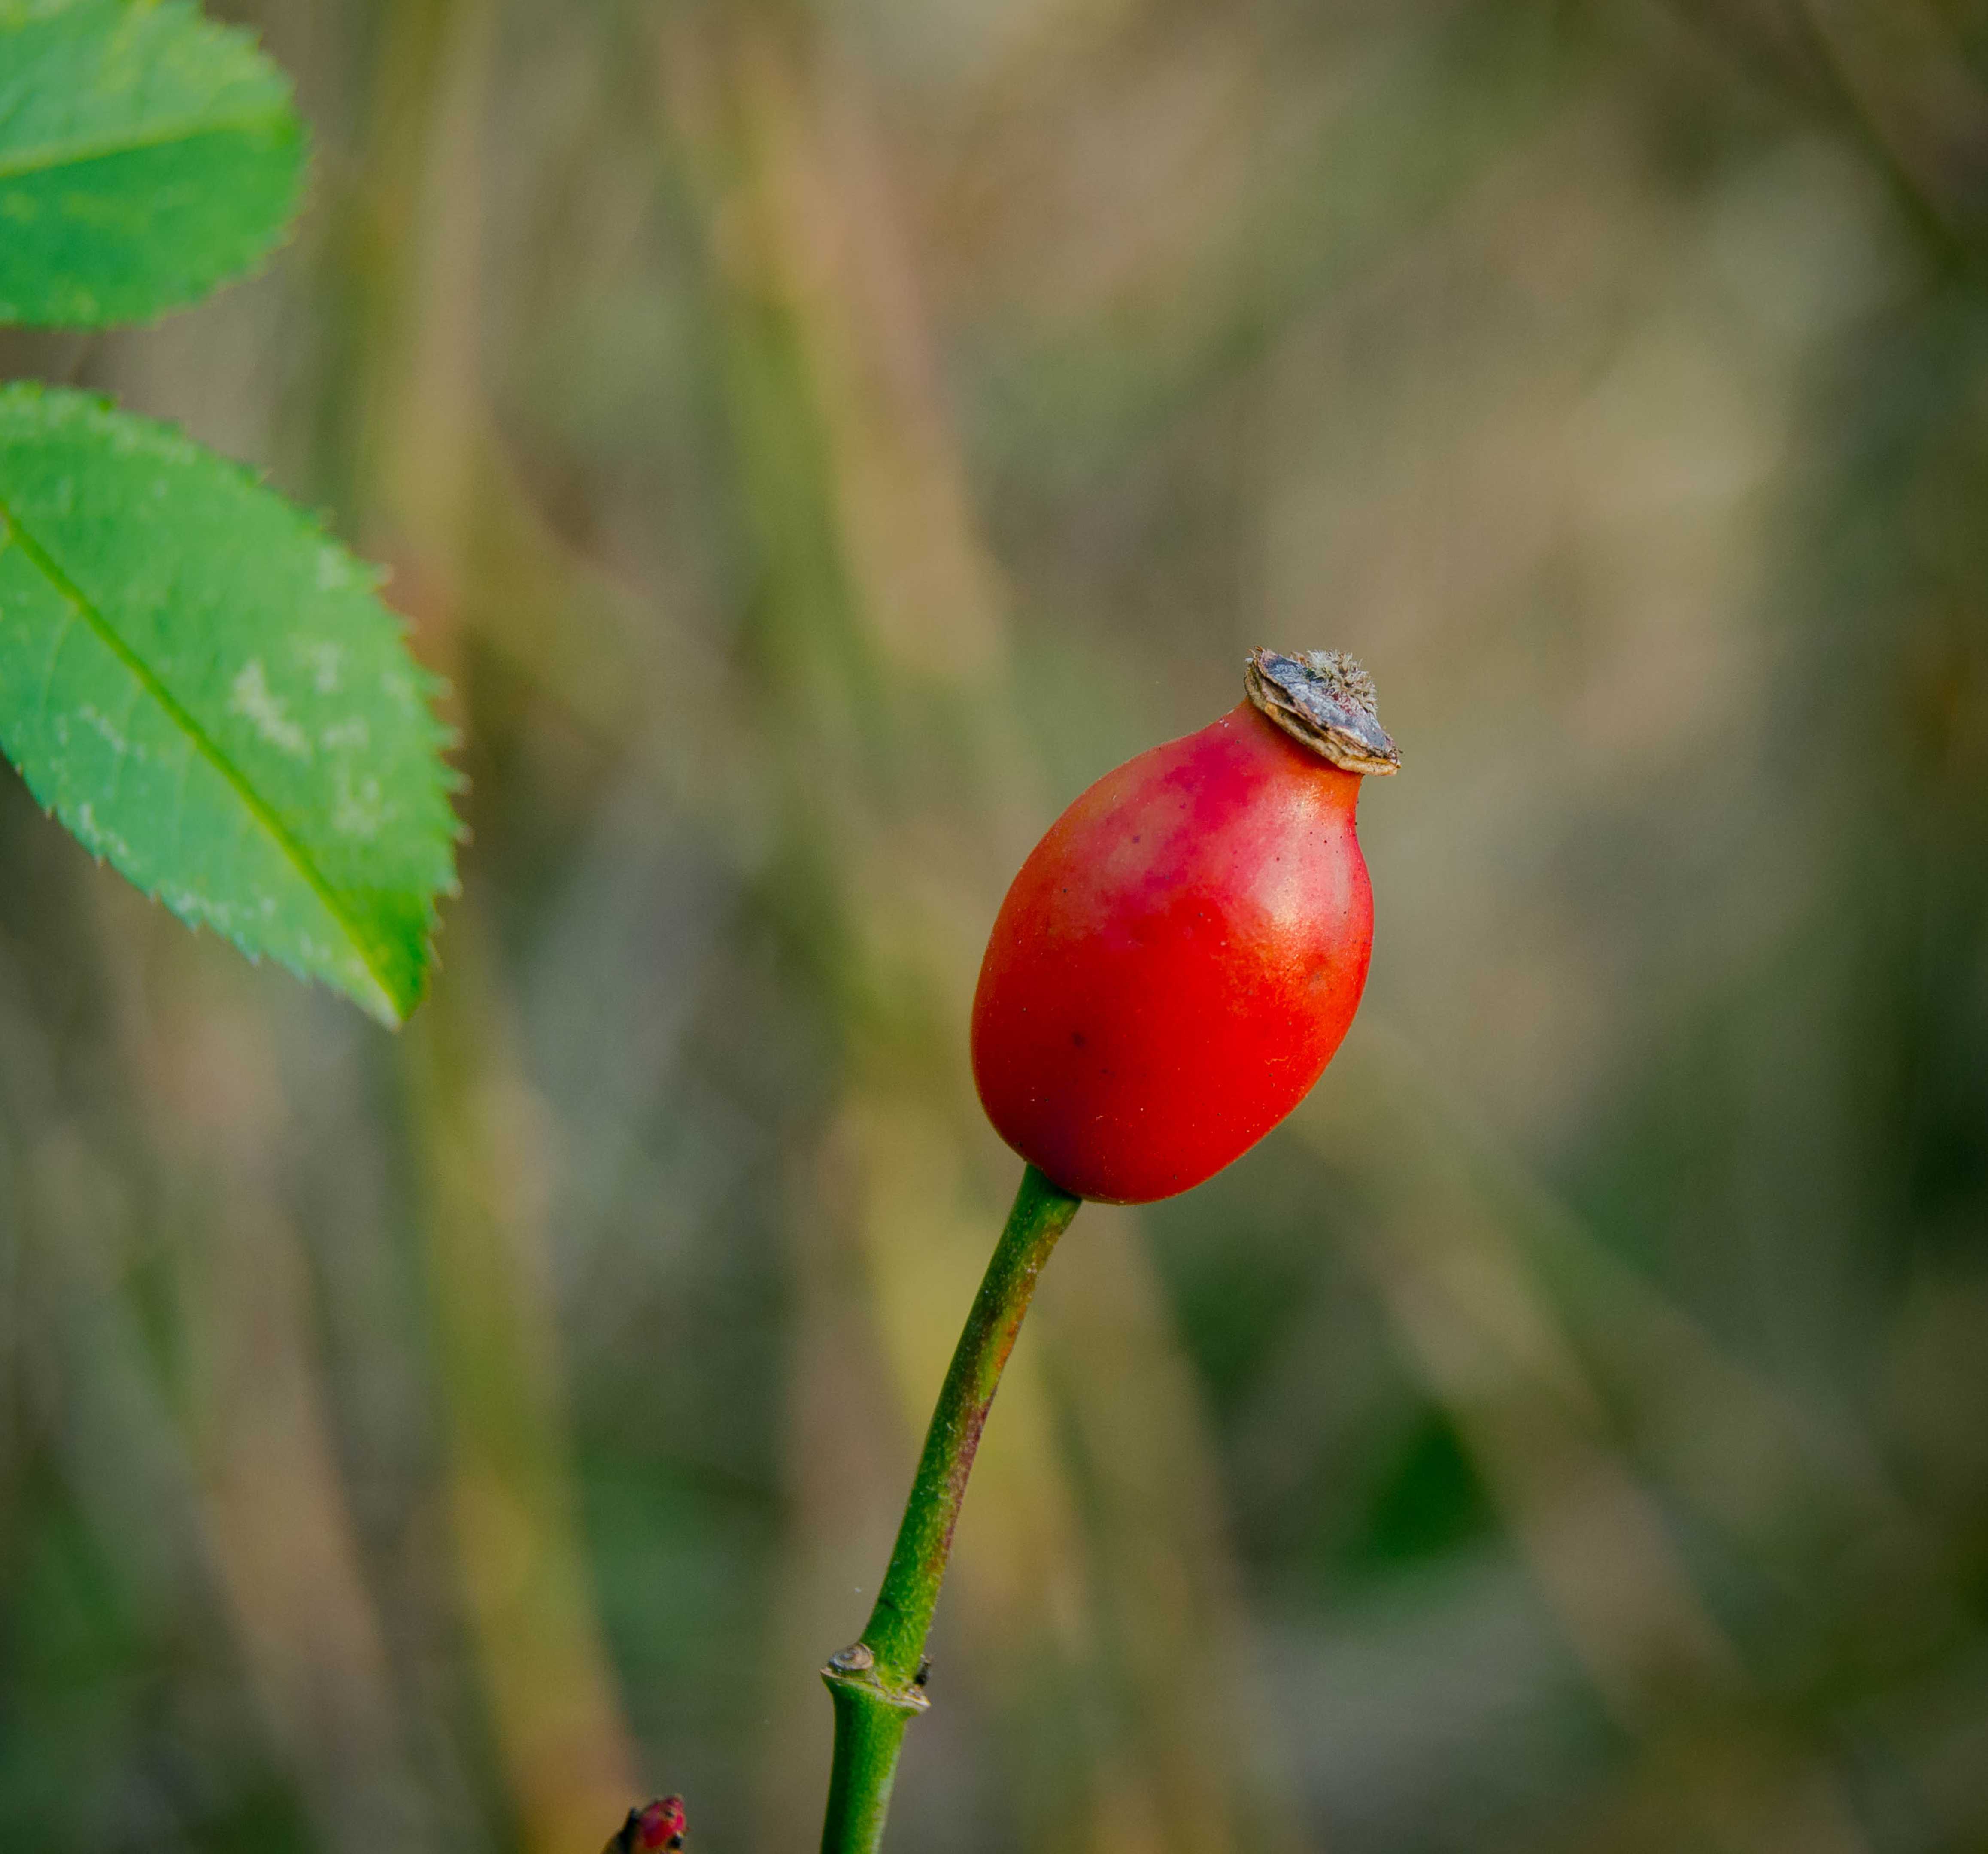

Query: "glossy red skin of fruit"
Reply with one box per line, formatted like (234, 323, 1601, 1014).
(971, 700, 1373, 1204)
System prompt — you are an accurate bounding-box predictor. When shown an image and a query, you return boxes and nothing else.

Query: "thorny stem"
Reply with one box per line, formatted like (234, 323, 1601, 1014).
(817, 1164, 1084, 1854)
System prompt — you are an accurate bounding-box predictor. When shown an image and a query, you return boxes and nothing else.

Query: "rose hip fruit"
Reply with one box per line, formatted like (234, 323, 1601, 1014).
(971, 649, 1397, 1205)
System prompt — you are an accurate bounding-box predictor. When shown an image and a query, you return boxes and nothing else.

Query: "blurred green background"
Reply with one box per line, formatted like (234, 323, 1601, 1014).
(6, 0, 1988, 1849)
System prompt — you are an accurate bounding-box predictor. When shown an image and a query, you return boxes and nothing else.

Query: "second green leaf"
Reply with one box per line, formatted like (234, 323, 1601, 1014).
(0, 0, 305, 328)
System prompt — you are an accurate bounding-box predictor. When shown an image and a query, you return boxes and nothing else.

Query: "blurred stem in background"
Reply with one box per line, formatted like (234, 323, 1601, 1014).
(100, 946, 438, 1854)
(334, 0, 642, 1843)
(405, 923, 640, 1850)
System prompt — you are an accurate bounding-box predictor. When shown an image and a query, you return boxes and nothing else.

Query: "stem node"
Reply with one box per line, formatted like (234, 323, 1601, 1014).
(816, 1164, 1082, 1853)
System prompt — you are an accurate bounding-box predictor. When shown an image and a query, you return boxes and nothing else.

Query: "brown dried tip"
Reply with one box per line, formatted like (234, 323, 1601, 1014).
(605, 1796, 687, 1853)
(1245, 649, 1400, 775)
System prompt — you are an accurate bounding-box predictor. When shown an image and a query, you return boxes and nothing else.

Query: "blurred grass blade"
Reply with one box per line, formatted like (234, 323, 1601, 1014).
(0, 385, 458, 1023)
(0, 0, 305, 328)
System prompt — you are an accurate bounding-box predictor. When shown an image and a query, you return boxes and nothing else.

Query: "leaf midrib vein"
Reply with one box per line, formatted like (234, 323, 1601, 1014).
(0, 107, 286, 184)
(0, 488, 395, 1012)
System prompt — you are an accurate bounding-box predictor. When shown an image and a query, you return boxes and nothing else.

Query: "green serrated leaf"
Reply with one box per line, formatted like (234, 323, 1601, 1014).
(0, 0, 305, 328)
(0, 385, 458, 1023)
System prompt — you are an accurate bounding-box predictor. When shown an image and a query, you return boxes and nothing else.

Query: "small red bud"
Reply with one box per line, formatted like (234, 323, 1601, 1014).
(605, 1796, 688, 1853)
(635, 1798, 687, 1851)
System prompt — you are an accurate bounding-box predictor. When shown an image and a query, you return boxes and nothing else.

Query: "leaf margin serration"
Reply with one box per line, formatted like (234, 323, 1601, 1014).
(0, 381, 463, 1025)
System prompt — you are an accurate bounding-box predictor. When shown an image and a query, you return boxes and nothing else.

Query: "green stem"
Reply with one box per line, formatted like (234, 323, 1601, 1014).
(817, 1163, 1084, 1854)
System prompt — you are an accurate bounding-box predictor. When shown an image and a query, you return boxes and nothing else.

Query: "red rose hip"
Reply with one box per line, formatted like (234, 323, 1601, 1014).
(971, 649, 1398, 1204)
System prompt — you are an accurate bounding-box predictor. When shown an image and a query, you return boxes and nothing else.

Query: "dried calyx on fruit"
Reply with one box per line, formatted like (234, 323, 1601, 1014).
(971, 648, 1397, 1203)
(1243, 647, 1401, 774)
